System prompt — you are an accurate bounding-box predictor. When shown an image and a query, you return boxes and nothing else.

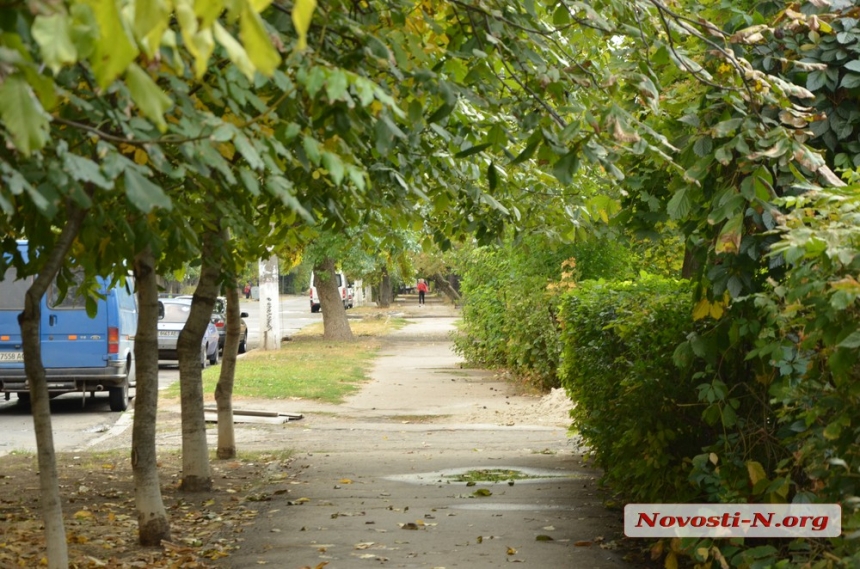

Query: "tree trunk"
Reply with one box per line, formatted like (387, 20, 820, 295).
(177, 229, 221, 492)
(131, 246, 171, 545)
(432, 273, 461, 304)
(314, 257, 353, 341)
(681, 242, 701, 280)
(215, 277, 240, 460)
(377, 268, 392, 308)
(20, 208, 86, 568)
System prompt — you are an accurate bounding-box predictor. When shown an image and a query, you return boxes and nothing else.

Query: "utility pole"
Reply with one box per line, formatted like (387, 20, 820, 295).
(258, 255, 282, 350)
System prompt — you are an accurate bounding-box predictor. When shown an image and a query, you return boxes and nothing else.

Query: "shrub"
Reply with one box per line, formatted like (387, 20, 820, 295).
(558, 275, 706, 502)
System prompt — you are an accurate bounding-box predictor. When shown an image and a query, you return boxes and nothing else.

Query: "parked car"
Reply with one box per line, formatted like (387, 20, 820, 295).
(0, 241, 137, 412)
(174, 295, 249, 353)
(210, 296, 249, 354)
(309, 271, 350, 312)
(157, 298, 219, 367)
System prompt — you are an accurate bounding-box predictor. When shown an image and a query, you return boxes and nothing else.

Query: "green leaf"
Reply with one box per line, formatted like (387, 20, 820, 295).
(63, 153, 111, 189)
(666, 187, 692, 220)
(552, 150, 579, 186)
(83, 0, 139, 88)
(0, 74, 50, 155)
(487, 162, 498, 191)
(845, 60, 860, 73)
(234, 133, 265, 171)
(510, 138, 539, 165)
(125, 63, 172, 132)
(241, 3, 280, 75)
(123, 169, 172, 212)
(838, 330, 860, 349)
(427, 103, 455, 124)
(32, 13, 78, 73)
(840, 73, 860, 89)
(326, 69, 349, 102)
(302, 136, 321, 164)
(239, 167, 260, 195)
(321, 152, 344, 185)
(806, 70, 827, 92)
(455, 143, 492, 158)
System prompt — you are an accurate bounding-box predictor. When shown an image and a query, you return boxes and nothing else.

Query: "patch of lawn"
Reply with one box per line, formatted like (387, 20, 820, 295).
(296, 316, 409, 337)
(165, 337, 381, 404)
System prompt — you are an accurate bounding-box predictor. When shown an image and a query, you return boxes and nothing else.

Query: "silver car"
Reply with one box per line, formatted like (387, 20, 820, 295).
(157, 298, 220, 367)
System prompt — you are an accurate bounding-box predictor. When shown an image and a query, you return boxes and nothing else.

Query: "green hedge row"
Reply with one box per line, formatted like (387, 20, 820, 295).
(558, 276, 707, 502)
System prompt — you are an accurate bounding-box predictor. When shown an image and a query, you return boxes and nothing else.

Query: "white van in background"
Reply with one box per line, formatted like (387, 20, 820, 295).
(309, 271, 350, 313)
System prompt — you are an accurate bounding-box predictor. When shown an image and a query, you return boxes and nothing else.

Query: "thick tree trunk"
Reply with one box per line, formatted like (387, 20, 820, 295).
(314, 258, 353, 341)
(20, 208, 86, 568)
(377, 268, 392, 308)
(131, 247, 171, 545)
(432, 273, 461, 304)
(215, 277, 240, 459)
(177, 229, 220, 492)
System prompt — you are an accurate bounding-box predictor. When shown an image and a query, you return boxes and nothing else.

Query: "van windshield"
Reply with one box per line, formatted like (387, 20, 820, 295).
(0, 267, 30, 310)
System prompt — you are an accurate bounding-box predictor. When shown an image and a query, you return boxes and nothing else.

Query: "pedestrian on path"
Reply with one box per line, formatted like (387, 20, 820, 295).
(417, 278, 428, 306)
(244, 282, 251, 300)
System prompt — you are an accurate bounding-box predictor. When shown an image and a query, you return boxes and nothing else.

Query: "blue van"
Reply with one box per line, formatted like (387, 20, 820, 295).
(0, 243, 137, 412)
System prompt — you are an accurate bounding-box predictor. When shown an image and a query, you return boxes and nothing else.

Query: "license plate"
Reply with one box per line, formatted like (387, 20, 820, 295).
(158, 330, 179, 337)
(0, 352, 24, 362)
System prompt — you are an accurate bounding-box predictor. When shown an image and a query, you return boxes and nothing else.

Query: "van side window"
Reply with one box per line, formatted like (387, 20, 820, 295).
(0, 267, 30, 310)
(48, 271, 87, 310)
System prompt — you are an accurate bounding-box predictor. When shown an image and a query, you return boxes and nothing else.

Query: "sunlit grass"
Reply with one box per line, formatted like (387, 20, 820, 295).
(163, 317, 408, 404)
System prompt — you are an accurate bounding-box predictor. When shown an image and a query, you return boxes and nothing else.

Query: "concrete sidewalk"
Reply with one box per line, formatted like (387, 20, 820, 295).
(217, 303, 635, 568)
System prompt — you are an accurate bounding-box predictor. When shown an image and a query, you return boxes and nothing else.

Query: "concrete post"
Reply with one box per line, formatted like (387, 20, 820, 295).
(258, 256, 282, 350)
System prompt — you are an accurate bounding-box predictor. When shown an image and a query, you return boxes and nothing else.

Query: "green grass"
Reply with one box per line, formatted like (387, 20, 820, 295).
(164, 336, 381, 404)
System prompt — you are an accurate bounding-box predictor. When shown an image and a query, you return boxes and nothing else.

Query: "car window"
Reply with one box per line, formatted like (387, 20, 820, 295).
(0, 267, 30, 310)
(161, 302, 192, 323)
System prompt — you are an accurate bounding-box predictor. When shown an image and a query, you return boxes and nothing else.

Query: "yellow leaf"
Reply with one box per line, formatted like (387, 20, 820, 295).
(746, 460, 767, 486)
(708, 452, 718, 465)
(692, 298, 710, 321)
(134, 148, 149, 165)
(217, 142, 236, 160)
(339, 478, 352, 484)
(665, 551, 678, 569)
(241, 3, 281, 76)
(73, 510, 93, 519)
(506, 546, 517, 555)
(291, 0, 317, 51)
(709, 300, 724, 319)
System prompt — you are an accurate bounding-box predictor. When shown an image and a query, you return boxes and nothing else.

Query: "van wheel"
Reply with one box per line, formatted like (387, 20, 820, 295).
(238, 332, 247, 354)
(16, 392, 30, 407)
(108, 379, 129, 412)
(311, 305, 320, 313)
(208, 344, 219, 365)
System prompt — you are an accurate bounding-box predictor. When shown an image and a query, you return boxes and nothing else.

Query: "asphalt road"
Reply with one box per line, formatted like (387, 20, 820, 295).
(0, 294, 320, 457)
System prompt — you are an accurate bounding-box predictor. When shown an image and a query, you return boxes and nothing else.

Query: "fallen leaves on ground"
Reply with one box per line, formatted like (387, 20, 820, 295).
(0, 451, 299, 567)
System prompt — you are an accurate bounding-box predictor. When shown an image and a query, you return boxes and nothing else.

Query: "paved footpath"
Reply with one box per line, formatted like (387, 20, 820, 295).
(215, 299, 636, 568)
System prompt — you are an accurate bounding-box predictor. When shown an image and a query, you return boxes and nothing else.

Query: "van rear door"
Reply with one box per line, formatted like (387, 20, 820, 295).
(41, 277, 109, 370)
(0, 266, 29, 368)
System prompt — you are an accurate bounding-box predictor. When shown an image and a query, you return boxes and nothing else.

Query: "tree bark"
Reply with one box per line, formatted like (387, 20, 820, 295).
(131, 246, 171, 545)
(177, 229, 220, 492)
(377, 267, 392, 308)
(314, 257, 353, 341)
(681, 242, 701, 280)
(215, 276, 240, 459)
(20, 207, 87, 568)
(432, 273, 461, 304)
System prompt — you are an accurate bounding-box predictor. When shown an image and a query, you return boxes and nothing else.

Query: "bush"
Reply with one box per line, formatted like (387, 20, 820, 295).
(453, 235, 634, 390)
(558, 275, 706, 502)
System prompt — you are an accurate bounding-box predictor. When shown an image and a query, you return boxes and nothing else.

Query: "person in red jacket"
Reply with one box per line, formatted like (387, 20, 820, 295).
(417, 278, 428, 306)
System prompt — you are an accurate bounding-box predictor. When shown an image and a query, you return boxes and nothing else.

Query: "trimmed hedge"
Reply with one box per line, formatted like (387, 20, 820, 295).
(558, 275, 706, 502)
